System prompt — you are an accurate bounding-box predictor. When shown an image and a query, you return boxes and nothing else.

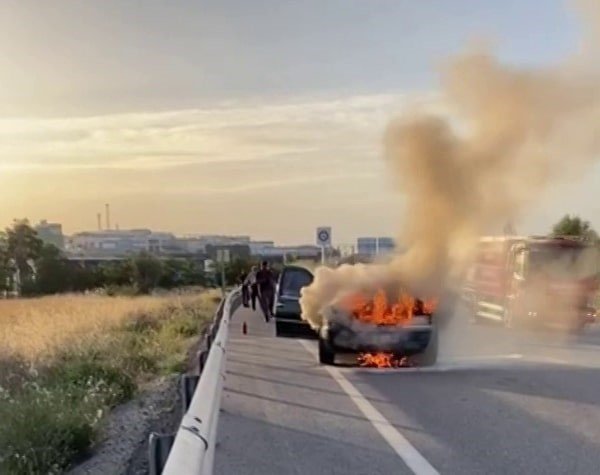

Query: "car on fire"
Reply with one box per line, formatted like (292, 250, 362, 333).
(273, 264, 439, 366)
(465, 235, 599, 332)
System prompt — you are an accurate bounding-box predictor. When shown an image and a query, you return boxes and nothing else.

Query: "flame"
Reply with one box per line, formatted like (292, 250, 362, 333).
(342, 289, 437, 326)
(358, 352, 412, 368)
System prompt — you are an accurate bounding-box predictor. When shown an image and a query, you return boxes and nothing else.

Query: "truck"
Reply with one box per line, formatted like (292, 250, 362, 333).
(465, 235, 599, 331)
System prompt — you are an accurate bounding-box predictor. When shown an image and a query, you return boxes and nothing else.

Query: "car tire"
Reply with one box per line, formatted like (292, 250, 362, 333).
(468, 294, 482, 325)
(318, 337, 335, 365)
(503, 305, 513, 329)
(412, 326, 438, 367)
(275, 319, 285, 337)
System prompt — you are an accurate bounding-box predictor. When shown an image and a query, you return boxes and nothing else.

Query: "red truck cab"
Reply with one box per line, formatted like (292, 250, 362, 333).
(466, 236, 599, 332)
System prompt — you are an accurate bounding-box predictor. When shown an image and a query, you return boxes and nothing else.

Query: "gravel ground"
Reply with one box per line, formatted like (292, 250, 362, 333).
(67, 319, 208, 475)
(67, 375, 182, 475)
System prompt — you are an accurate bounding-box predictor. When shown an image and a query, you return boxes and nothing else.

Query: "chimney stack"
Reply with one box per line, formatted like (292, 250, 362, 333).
(105, 203, 111, 230)
(97, 213, 102, 231)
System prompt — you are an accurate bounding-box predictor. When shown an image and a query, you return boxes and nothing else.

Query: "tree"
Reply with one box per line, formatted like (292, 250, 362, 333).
(29, 244, 70, 295)
(99, 260, 135, 287)
(551, 215, 599, 243)
(0, 232, 10, 294)
(6, 219, 43, 293)
(223, 257, 252, 286)
(159, 258, 205, 288)
(133, 252, 163, 294)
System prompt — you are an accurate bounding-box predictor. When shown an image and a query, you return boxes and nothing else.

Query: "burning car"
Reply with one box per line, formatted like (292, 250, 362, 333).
(274, 265, 439, 367)
(317, 289, 438, 367)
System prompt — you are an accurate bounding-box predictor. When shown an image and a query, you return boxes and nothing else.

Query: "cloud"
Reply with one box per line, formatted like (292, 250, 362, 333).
(0, 93, 436, 172)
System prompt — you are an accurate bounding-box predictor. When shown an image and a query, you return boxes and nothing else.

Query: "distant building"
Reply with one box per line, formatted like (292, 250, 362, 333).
(70, 229, 177, 256)
(253, 245, 321, 262)
(357, 237, 395, 257)
(249, 241, 275, 256)
(177, 235, 251, 254)
(377, 237, 395, 254)
(205, 244, 251, 261)
(35, 220, 64, 249)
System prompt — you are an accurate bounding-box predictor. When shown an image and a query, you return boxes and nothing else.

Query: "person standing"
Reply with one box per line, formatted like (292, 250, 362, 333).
(245, 265, 259, 311)
(256, 261, 275, 322)
(239, 270, 249, 307)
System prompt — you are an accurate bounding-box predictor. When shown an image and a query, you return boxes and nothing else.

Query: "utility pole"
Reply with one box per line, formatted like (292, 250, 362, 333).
(105, 203, 111, 230)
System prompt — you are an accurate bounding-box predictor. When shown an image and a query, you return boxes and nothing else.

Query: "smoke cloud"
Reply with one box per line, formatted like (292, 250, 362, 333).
(300, 2, 600, 329)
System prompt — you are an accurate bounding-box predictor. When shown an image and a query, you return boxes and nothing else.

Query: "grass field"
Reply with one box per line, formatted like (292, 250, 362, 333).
(0, 290, 220, 474)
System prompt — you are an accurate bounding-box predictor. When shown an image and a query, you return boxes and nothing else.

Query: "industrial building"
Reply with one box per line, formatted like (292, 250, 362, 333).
(69, 229, 177, 256)
(356, 237, 395, 257)
(35, 220, 65, 250)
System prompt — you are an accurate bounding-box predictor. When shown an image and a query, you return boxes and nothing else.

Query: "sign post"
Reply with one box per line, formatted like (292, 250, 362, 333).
(216, 249, 230, 296)
(316, 227, 332, 265)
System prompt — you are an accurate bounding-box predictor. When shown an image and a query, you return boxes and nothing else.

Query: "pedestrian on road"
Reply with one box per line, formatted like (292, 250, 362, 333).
(239, 270, 249, 307)
(256, 261, 276, 322)
(245, 265, 259, 311)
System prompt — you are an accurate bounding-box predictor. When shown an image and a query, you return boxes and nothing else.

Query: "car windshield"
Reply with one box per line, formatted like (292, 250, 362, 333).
(528, 245, 599, 280)
(280, 269, 313, 298)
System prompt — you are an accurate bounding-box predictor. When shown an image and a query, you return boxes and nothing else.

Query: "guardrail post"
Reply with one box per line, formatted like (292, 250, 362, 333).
(148, 432, 175, 475)
(180, 374, 200, 413)
(204, 332, 213, 351)
(198, 349, 208, 373)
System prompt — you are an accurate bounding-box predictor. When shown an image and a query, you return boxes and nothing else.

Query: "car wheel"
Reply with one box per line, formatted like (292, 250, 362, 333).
(468, 295, 482, 325)
(318, 337, 335, 365)
(503, 300, 522, 329)
(412, 326, 438, 367)
(503, 305, 513, 329)
(275, 319, 285, 337)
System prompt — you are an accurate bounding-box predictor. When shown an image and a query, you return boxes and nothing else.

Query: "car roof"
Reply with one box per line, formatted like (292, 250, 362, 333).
(283, 263, 315, 276)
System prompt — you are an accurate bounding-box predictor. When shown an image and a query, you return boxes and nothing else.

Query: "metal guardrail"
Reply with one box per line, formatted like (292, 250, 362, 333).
(152, 288, 242, 475)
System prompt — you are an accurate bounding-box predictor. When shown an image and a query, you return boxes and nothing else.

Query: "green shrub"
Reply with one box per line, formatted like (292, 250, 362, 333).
(0, 385, 100, 474)
(0, 292, 216, 474)
(104, 284, 139, 297)
(47, 357, 136, 406)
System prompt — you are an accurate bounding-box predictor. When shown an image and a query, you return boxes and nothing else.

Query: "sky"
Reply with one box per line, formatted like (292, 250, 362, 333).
(0, 0, 598, 245)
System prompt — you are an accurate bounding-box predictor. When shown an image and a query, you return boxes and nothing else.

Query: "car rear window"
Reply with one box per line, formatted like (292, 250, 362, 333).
(280, 269, 313, 298)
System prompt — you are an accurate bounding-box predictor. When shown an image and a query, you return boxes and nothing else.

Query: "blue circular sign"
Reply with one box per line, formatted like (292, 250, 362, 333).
(318, 229, 329, 242)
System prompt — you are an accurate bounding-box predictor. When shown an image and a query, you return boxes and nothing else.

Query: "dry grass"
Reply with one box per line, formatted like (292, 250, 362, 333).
(0, 290, 220, 362)
(0, 289, 221, 474)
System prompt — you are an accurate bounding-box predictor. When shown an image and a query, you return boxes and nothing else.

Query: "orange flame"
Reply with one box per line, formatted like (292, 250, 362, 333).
(341, 289, 437, 326)
(358, 352, 411, 368)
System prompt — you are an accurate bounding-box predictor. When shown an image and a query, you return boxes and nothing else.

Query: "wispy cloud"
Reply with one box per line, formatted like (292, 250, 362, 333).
(0, 93, 439, 172)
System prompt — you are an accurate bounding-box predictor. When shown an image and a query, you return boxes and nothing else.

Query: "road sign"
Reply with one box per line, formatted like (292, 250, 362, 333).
(216, 249, 230, 263)
(316, 227, 332, 247)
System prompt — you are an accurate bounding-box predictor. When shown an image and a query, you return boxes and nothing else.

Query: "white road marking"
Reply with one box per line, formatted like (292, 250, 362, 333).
(298, 340, 440, 475)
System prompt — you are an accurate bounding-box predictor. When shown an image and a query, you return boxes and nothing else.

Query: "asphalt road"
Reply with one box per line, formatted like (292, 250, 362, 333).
(214, 305, 600, 475)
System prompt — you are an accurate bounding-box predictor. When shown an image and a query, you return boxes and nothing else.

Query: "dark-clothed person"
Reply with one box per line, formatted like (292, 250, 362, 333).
(256, 261, 275, 322)
(245, 266, 258, 311)
(239, 271, 249, 307)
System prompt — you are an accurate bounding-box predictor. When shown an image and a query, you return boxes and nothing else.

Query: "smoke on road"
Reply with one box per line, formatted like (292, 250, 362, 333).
(300, 0, 600, 330)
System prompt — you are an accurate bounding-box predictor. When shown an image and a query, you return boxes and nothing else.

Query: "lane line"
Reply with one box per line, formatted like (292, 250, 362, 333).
(298, 340, 440, 475)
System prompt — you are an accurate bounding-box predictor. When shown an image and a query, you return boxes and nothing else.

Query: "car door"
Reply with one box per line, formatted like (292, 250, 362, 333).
(273, 266, 314, 321)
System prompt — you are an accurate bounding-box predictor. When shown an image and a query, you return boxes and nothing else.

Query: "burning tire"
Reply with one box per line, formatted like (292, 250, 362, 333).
(318, 337, 335, 365)
(411, 325, 438, 367)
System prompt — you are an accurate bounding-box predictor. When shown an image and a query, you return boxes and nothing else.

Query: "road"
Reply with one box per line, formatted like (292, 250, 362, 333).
(214, 305, 600, 474)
